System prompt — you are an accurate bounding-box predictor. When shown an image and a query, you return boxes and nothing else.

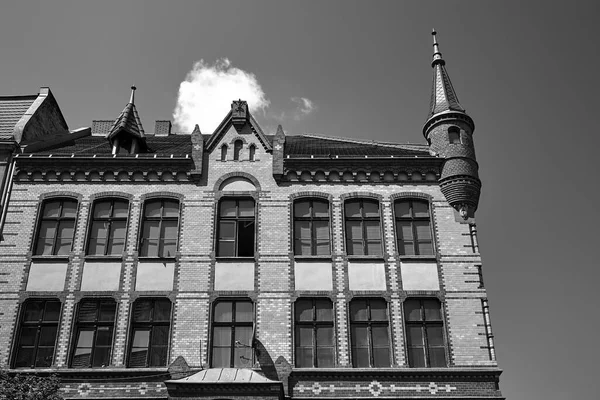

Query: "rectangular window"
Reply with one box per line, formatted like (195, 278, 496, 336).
(71, 299, 116, 368)
(294, 199, 331, 256)
(404, 298, 447, 367)
(395, 200, 434, 256)
(14, 299, 61, 368)
(87, 199, 129, 256)
(34, 199, 78, 255)
(295, 298, 335, 367)
(344, 199, 382, 256)
(217, 199, 255, 257)
(349, 298, 390, 367)
(128, 299, 171, 367)
(139, 199, 180, 257)
(211, 299, 254, 368)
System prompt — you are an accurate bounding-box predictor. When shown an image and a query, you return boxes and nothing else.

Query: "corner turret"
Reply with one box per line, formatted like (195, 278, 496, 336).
(424, 30, 481, 220)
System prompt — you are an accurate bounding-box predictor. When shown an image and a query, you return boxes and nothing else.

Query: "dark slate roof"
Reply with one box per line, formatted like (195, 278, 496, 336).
(107, 102, 145, 139)
(35, 135, 192, 156)
(284, 134, 430, 158)
(0, 95, 37, 139)
(427, 61, 465, 119)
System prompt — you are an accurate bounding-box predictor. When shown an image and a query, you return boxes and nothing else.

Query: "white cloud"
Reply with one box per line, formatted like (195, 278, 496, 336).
(173, 58, 270, 133)
(291, 96, 316, 119)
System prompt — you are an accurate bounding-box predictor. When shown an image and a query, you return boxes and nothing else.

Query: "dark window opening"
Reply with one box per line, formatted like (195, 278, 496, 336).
(87, 199, 129, 256)
(233, 140, 242, 161)
(448, 127, 461, 144)
(128, 299, 171, 367)
(395, 200, 434, 256)
(34, 199, 77, 256)
(221, 145, 228, 161)
(404, 298, 447, 368)
(211, 299, 254, 368)
(71, 299, 116, 368)
(350, 298, 390, 367)
(217, 199, 255, 257)
(344, 199, 382, 255)
(139, 199, 180, 257)
(295, 298, 334, 367)
(294, 199, 330, 256)
(14, 299, 61, 368)
(249, 144, 256, 161)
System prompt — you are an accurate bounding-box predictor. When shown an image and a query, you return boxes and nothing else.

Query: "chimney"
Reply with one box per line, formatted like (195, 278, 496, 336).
(154, 120, 172, 136)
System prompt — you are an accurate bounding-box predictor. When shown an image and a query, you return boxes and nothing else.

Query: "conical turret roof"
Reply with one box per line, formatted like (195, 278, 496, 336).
(107, 86, 145, 140)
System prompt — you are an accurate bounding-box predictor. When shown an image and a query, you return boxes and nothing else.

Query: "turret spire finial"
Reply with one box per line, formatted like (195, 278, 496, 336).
(432, 29, 445, 66)
(129, 85, 136, 104)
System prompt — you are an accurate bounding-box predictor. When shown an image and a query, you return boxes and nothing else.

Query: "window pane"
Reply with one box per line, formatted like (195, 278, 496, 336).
(295, 300, 313, 321)
(296, 347, 313, 368)
(35, 348, 54, 367)
(403, 243, 415, 256)
(15, 348, 34, 368)
(412, 202, 429, 218)
(346, 221, 363, 240)
(312, 201, 329, 217)
(235, 302, 253, 322)
(99, 302, 116, 322)
(366, 241, 382, 255)
(345, 202, 361, 217)
(351, 326, 368, 346)
(297, 327, 313, 346)
(404, 300, 422, 321)
(406, 326, 424, 346)
(24, 301, 43, 322)
(132, 330, 150, 348)
(315, 241, 330, 255)
(92, 347, 111, 367)
(44, 301, 61, 321)
(93, 202, 111, 218)
(370, 300, 388, 320)
(349, 240, 364, 256)
(39, 326, 57, 348)
(112, 201, 129, 218)
(371, 326, 389, 347)
(235, 326, 253, 347)
(395, 201, 410, 218)
(415, 221, 432, 240)
(129, 348, 148, 367)
(408, 347, 426, 368)
(151, 326, 169, 346)
(294, 201, 310, 218)
(219, 221, 235, 239)
(350, 300, 368, 321)
(423, 300, 442, 320)
(418, 242, 434, 255)
(238, 200, 255, 217)
(145, 201, 162, 218)
(143, 221, 160, 240)
(42, 201, 61, 218)
(218, 241, 235, 257)
(399, 222, 413, 240)
(19, 327, 37, 346)
(427, 326, 444, 346)
(220, 200, 236, 217)
(362, 201, 379, 217)
(429, 347, 447, 367)
(149, 346, 168, 366)
(372, 347, 390, 367)
(352, 347, 370, 368)
(214, 302, 233, 322)
(162, 221, 178, 240)
(315, 300, 333, 321)
(234, 346, 252, 367)
(316, 347, 334, 367)
(61, 201, 78, 218)
(237, 221, 255, 256)
(78, 302, 98, 322)
(72, 348, 91, 368)
(163, 201, 179, 218)
(316, 326, 334, 346)
(154, 300, 171, 321)
(95, 327, 113, 346)
(314, 221, 329, 239)
(133, 302, 152, 322)
(76, 330, 95, 348)
(294, 221, 310, 239)
(212, 347, 230, 367)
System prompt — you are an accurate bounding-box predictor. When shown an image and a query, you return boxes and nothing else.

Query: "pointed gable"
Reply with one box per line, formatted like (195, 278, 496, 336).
(205, 100, 273, 153)
(107, 86, 145, 140)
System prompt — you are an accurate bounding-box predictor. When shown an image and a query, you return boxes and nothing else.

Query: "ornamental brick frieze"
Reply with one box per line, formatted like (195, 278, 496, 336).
(283, 169, 440, 184)
(14, 168, 191, 183)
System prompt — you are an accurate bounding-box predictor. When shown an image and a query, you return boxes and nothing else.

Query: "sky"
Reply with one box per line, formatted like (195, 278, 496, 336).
(1, 0, 599, 398)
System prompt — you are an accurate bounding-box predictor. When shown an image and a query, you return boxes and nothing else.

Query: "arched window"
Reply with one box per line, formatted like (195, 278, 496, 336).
(71, 298, 117, 368)
(233, 140, 243, 161)
(344, 199, 382, 255)
(448, 126, 461, 144)
(404, 298, 446, 367)
(294, 199, 330, 256)
(33, 198, 78, 255)
(87, 199, 129, 256)
(13, 299, 61, 368)
(211, 299, 254, 367)
(217, 198, 255, 257)
(221, 145, 228, 161)
(128, 298, 172, 367)
(295, 298, 334, 367)
(394, 199, 433, 256)
(139, 199, 180, 257)
(349, 298, 390, 367)
(248, 144, 256, 161)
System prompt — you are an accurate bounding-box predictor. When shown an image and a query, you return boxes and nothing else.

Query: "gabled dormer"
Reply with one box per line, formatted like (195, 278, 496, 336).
(106, 86, 148, 155)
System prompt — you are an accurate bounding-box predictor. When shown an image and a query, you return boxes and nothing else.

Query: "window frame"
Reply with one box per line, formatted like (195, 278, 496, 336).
(403, 298, 447, 368)
(216, 198, 256, 257)
(86, 198, 130, 256)
(293, 199, 331, 256)
(13, 299, 62, 368)
(210, 299, 254, 368)
(33, 198, 78, 256)
(394, 199, 434, 256)
(448, 126, 462, 144)
(233, 140, 243, 161)
(70, 298, 117, 368)
(138, 198, 180, 258)
(294, 298, 335, 368)
(220, 144, 228, 161)
(248, 144, 256, 161)
(344, 199, 383, 256)
(349, 298, 391, 368)
(127, 298, 172, 368)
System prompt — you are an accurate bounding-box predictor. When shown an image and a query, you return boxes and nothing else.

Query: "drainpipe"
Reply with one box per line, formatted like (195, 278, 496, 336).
(0, 157, 16, 240)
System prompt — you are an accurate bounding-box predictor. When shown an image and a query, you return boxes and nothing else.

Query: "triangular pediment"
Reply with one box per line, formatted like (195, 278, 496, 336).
(205, 100, 272, 153)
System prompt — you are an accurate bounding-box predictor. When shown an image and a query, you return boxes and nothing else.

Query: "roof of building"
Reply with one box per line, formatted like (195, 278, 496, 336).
(107, 87, 145, 140)
(0, 95, 37, 140)
(168, 368, 276, 384)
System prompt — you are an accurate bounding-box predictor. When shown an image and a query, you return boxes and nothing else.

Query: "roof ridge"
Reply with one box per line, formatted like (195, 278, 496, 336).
(299, 133, 428, 150)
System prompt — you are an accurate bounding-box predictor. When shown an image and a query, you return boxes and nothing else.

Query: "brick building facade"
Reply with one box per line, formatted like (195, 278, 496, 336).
(0, 32, 502, 399)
